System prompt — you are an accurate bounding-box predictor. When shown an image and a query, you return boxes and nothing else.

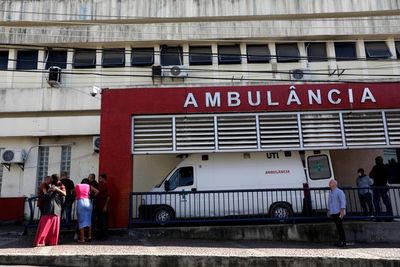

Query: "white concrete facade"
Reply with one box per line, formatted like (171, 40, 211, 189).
(0, 0, 399, 197)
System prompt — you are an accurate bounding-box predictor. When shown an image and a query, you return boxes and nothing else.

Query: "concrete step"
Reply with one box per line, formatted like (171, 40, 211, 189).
(129, 220, 400, 244)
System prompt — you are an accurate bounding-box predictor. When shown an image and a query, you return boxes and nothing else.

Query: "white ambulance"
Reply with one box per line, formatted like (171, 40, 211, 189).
(138, 150, 334, 222)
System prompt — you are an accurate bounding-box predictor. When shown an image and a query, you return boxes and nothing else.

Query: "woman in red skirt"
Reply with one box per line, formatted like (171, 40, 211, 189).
(33, 174, 66, 247)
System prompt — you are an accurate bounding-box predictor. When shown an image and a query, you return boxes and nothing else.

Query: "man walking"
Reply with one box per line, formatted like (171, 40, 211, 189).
(327, 179, 346, 247)
(369, 156, 393, 218)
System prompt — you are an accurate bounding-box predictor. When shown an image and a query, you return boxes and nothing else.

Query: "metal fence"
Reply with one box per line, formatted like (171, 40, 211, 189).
(130, 186, 400, 226)
(25, 196, 77, 233)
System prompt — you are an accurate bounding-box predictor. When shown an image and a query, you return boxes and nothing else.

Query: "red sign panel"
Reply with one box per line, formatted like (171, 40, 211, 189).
(103, 83, 400, 115)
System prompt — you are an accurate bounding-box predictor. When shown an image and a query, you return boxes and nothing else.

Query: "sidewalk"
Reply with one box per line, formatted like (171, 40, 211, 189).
(0, 224, 400, 266)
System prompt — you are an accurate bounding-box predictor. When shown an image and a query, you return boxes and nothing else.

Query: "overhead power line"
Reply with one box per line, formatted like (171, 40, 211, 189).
(2, 68, 400, 83)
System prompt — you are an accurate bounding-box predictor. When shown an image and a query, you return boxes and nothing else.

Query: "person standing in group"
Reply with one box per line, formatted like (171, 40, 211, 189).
(88, 173, 99, 229)
(33, 174, 66, 247)
(75, 178, 99, 243)
(37, 175, 52, 215)
(356, 168, 374, 216)
(60, 172, 75, 226)
(88, 173, 99, 189)
(96, 174, 110, 240)
(369, 156, 393, 217)
(327, 179, 347, 247)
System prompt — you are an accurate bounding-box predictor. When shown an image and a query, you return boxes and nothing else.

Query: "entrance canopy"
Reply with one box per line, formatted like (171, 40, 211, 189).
(100, 82, 400, 227)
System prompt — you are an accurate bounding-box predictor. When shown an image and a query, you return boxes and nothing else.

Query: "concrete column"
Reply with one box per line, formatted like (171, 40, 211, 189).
(66, 49, 74, 70)
(125, 45, 131, 67)
(298, 42, 307, 68)
(38, 50, 46, 70)
(386, 38, 396, 59)
(154, 44, 160, 65)
(269, 42, 278, 79)
(326, 42, 337, 77)
(182, 43, 189, 66)
(356, 39, 368, 76)
(7, 49, 16, 88)
(96, 46, 102, 70)
(96, 46, 102, 85)
(386, 38, 399, 75)
(38, 50, 46, 88)
(211, 43, 218, 80)
(240, 43, 247, 65)
(356, 39, 366, 59)
(7, 49, 16, 69)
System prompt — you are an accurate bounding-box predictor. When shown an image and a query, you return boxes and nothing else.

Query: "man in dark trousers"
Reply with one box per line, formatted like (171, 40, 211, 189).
(60, 172, 75, 226)
(96, 173, 110, 240)
(369, 156, 393, 218)
(88, 173, 99, 228)
(327, 179, 346, 247)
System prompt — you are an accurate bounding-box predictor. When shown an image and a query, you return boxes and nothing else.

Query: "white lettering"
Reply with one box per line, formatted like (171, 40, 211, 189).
(247, 91, 261, 106)
(228, 92, 241, 107)
(267, 91, 279, 106)
(328, 89, 341, 104)
(183, 93, 198, 108)
(205, 92, 221, 107)
(287, 90, 301, 105)
(348, 89, 354, 104)
(308, 90, 322, 105)
(361, 87, 376, 103)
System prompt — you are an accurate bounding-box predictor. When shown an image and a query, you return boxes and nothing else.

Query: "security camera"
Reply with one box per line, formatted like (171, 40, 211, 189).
(91, 86, 101, 97)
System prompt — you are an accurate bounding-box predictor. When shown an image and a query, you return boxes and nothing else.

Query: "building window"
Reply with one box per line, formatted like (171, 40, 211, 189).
(60, 146, 71, 179)
(102, 49, 125, 67)
(45, 50, 67, 69)
(306, 42, 327, 62)
(36, 147, 49, 192)
(73, 49, 96, 68)
(247, 45, 270, 63)
(16, 50, 38, 70)
(396, 41, 400, 58)
(218, 45, 242, 64)
(0, 51, 8, 70)
(160, 46, 183, 66)
(0, 148, 3, 196)
(189, 46, 212, 65)
(334, 42, 357, 61)
(131, 48, 154, 66)
(276, 43, 300, 62)
(307, 155, 332, 180)
(365, 42, 392, 59)
(168, 166, 194, 191)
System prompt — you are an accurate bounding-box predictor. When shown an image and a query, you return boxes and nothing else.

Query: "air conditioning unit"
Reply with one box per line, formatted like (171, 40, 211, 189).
(47, 66, 62, 86)
(162, 65, 188, 78)
(290, 69, 311, 81)
(1, 149, 26, 164)
(93, 136, 100, 152)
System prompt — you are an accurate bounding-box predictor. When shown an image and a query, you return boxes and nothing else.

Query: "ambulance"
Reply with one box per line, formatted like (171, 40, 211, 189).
(138, 150, 333, 222)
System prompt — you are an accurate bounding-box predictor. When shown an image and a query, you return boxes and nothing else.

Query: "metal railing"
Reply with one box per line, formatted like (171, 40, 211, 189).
(129, 186, 400, 226)
(25, 196, 77, 233)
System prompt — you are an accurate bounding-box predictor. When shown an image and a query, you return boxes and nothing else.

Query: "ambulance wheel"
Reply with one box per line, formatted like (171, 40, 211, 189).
(154, 206, 174, 223)
(269, 203, 293, 219)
